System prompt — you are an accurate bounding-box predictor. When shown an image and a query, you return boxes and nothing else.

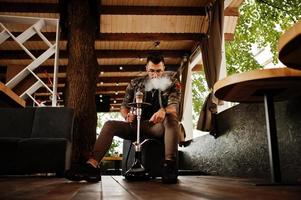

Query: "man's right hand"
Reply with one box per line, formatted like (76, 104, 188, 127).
(126, 112, 136, 123)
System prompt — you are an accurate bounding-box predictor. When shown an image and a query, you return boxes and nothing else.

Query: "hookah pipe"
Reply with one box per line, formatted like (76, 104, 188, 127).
(124, 91, 151, 181)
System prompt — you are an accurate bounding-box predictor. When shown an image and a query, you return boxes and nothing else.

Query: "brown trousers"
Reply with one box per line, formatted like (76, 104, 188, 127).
(92, 114, 179, 162)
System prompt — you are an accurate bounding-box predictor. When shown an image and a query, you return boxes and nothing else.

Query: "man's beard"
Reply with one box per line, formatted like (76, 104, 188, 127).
(145, 76, 172, 91)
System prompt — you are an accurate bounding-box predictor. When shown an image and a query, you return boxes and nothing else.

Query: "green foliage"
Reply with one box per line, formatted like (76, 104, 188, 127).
(191, 72, 208, 127)
(106, 139, 121, 156)
(192, 0, 301, 128)
(226, 0, 301, 74)
(97, 112, 123, 156)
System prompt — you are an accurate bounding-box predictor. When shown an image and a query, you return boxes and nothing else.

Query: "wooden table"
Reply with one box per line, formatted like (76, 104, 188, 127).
(0, 81, 25, 108)
(278, 20, 301, 69)
(214, 68, 301, 184)
(102, 156, 123, 170)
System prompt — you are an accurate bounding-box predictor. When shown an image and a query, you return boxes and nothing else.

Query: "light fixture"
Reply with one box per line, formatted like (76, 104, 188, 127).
(154, 41, 160, 48)
(100, 71, 104, 75)
(115, 91, 119, 95)
(116, 82, 119, 86)
(99, 94, 103, 97)
(100, 82, 104, 85)
(114, 100, 117, 103)
(119, 66, 123, 70)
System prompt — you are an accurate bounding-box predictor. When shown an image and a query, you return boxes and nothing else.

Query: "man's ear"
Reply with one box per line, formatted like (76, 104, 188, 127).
(145, 63, 149, 71)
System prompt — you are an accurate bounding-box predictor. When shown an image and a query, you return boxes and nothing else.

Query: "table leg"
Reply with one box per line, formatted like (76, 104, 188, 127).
(263, 94, 281, 183)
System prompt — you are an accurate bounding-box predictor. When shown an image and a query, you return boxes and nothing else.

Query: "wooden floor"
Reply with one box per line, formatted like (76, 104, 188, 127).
(0, 175, 300, 200)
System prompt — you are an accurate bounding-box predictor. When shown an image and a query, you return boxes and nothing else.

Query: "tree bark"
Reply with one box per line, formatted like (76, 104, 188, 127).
(65, 0, 98, 163)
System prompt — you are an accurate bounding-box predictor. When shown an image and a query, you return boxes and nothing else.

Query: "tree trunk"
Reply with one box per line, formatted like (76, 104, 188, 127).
(65, 0, 98, 163)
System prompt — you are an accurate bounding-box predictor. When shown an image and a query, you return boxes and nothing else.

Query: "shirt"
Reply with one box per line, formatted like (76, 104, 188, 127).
(121, 75, 181, 120)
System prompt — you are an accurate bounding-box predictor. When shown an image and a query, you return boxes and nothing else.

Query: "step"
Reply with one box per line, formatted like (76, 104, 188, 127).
(5, 46, 55, 89)
(0, 29, 10, 45)
(20, 80, 43, 99)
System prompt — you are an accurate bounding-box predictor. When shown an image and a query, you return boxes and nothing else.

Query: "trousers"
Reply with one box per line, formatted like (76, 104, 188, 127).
(91, 113, 179, 162)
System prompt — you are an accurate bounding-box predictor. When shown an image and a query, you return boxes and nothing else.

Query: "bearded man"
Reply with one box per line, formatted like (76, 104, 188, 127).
(65, 54, 181, 184)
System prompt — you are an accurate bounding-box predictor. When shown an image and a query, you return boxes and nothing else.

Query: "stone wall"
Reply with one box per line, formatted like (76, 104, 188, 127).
(181, 96, 301, 182)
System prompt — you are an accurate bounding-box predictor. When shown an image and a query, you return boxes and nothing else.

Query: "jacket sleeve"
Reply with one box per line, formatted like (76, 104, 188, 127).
(167, 78, 181, 107)
(121, 80, 135, 108)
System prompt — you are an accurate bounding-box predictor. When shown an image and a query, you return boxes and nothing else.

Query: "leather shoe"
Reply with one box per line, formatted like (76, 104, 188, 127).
(162, 160, 178, 184)
(65, 163, 101, 182)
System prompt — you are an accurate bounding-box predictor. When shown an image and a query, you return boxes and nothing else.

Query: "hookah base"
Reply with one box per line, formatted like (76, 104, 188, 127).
(124, 167, 150, 181)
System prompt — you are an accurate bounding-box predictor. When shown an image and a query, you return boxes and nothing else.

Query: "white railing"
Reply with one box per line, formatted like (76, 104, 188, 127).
(0, 15, 60, 107)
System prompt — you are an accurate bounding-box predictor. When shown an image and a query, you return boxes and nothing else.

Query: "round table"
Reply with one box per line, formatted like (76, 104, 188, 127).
(214, 68, 301, 184)
(278, 20, 301, 69)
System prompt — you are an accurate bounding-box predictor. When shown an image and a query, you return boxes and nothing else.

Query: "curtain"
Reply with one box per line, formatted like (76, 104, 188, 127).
(196, 0, 224, 137)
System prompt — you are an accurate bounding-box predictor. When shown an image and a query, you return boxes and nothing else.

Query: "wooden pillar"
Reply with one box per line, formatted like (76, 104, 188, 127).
(64, 0, 99, 163)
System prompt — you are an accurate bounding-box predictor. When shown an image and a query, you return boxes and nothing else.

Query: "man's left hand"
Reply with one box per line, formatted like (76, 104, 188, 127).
(149, 108, 166, 124)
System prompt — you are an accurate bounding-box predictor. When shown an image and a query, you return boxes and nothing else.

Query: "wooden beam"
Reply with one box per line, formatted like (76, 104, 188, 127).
(9, 32, 205, 41)
(97, 33, 206, 41)
(224, 7, 239, 17)
(1, 3, 207, 16)
(39, 77, 135, 84)
(36, 64, 179, 73)
(36, 85, 127, 93)
(224, 33, 234, 41)
(0, 50, 189, 59)
(0, 2, 59, 13)
(100, 6, 206, 16)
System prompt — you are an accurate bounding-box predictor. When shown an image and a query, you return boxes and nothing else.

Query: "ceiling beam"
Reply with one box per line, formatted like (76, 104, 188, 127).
(224, 33, 234, 41)
(100, 6, 207, 16)
(224, 7, 239, 17)
(0, 2, 59, 13)
(36, 85, 127, 93)
(0, 50, 189, 59)
(39, 76, 136, 84)
(97, 33, 205, 41)
(0, 3, 207, 16)
(9, 32, 205, 41)
(36, 64, 179, 73)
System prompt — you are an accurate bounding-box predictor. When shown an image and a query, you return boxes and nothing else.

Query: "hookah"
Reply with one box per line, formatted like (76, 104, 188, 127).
(124, 91, 151, 181)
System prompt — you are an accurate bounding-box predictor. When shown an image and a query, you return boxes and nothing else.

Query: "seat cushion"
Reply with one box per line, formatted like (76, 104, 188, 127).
(31, 107, 74, 141)
(0, 108, 36, 138)
(17, 138, 68, 173)
(0, 138, 20, 174)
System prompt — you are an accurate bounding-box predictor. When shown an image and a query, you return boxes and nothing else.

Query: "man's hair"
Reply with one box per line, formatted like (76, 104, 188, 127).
(146, 53, 165, 64)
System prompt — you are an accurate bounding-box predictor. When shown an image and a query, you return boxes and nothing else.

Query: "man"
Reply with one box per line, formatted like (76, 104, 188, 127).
(65, 54, 181, 184)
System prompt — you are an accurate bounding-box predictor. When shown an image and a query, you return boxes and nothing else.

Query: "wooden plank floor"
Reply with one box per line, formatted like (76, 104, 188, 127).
(0, 175, 300, 200)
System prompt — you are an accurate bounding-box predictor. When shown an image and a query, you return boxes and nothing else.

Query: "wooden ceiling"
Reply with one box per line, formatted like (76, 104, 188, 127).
(0, 0, 242, 111)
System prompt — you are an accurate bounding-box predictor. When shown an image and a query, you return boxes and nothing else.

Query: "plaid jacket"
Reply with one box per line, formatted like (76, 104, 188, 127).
(121, 75, 181, 111)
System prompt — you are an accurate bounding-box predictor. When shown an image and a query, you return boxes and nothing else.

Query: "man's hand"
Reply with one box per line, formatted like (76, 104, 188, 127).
(126, 112, 136, 123)
(149, 108, 166, 124)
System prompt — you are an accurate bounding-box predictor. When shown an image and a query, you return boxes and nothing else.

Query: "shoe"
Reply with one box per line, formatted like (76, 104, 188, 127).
(65, 162, 101, 182)
(162, 160, 178, 184)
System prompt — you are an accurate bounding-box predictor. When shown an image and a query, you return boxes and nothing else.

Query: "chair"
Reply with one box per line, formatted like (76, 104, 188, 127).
(122, 137, 165, 178)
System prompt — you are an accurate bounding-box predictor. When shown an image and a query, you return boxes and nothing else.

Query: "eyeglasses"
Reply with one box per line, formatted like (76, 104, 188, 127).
(148, 69, 163, 73)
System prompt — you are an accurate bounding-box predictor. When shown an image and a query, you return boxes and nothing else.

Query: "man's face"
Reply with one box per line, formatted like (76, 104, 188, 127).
(146, 61, 165, 79)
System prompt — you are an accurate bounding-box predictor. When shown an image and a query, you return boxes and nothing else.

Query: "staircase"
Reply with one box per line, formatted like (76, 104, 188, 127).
(0, 15, 60, 107)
